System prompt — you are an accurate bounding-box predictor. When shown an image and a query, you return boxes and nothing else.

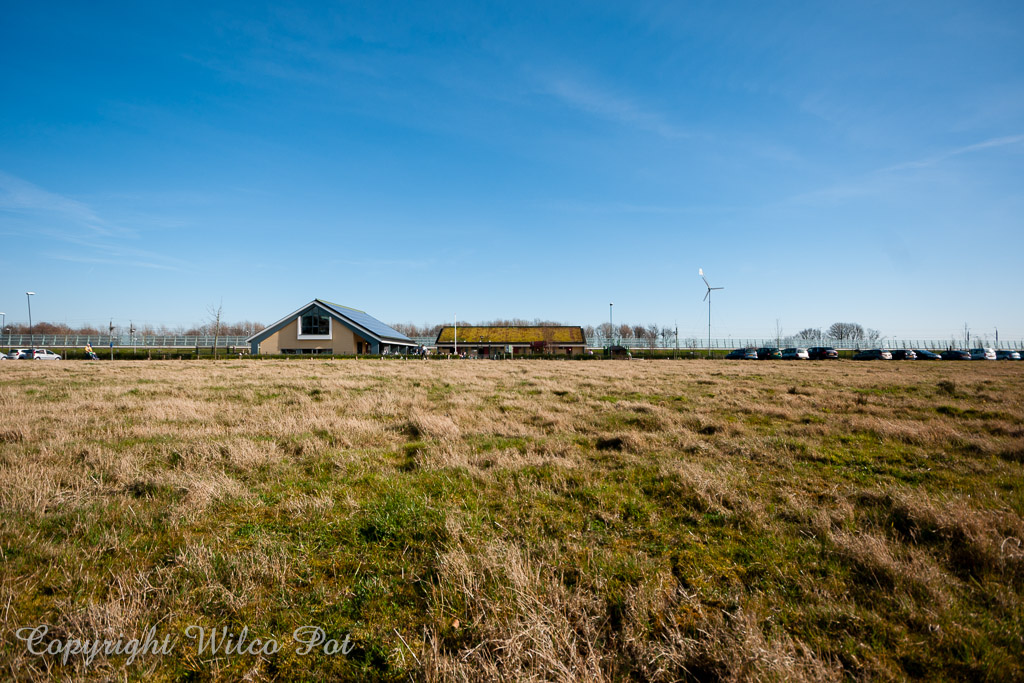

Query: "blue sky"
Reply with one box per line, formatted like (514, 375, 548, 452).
(2, 1, 1022, 341)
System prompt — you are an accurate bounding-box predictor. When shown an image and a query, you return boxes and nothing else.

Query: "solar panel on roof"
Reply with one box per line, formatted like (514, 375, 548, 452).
(318, 300, 413, 343)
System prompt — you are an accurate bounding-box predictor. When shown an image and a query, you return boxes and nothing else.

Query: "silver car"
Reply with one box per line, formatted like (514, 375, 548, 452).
(7, 348, 31, 360)
(31, 349, 62, 360)
(969, 348, 996, 361)
(781, 347, 809, 360)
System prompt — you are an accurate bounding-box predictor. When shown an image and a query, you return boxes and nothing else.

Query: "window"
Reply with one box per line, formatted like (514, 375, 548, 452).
(282, 348, 333, 355)
(298, 310, 331, 338)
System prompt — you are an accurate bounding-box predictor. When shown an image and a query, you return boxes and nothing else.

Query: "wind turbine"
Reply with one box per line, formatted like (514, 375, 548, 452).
(699, 268, 723, 359)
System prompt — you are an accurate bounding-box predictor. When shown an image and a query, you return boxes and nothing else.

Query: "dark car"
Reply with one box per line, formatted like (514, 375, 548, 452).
(853, 349, 892, 360)
(941, 349, 971, 361)
(755, 347, 782, 360)
(725, 348, 758, 360)
(996, 350, 1021, 361)
(807, 346, 839, 360)
(913, 349, 941, 360)
(890, 350, 917, 360)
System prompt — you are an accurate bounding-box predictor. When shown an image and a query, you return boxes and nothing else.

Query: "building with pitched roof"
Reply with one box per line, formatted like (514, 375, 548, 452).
(434, 326, 586, 357)
(246, 299, 417, 355)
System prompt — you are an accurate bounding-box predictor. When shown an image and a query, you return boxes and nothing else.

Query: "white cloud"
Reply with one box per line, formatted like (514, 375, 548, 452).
(0, 171, 117, 237)
(882, 133, 1024, 172)
(540, 75, 691, 140)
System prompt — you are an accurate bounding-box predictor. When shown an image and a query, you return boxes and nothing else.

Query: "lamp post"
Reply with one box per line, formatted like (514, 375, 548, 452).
(26, 292, 35, 352)
(454, 314, 457, 357)
(0, 313, 5, 349)
(609, 303, 614, 349)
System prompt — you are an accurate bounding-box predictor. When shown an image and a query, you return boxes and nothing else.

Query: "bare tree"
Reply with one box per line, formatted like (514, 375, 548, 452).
(207, 302, 223, 359)
(775, 319, 783, 348)
(597, 322, 613, 345)
(660, 326, 674, 348)
(866, 328, 882, 342)
(797, 327, 822, 341)
(827, 322, 865, 341)
(646, 324, 659, 351)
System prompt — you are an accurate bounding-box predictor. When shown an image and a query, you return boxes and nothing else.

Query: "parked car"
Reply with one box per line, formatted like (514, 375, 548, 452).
(941, 349, 972, 361)
(807, 346, 839, 360)
(913, 349, 942, 360)
(995, 350, 1021, 360)
(755, 347, 782, 360)
(969, 348, 997, 361)
(890, 350, 917, 360)
(7, 348, 31, 360)
(31, 349, 62, 360)
(725, 348, 758, 360)
(781, 347, 810, 360)
(853, 349, 892, 360)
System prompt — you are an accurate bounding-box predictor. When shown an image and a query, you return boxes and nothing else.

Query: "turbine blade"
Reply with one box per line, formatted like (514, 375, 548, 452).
(701, 276, 710, 287)
(703, 291, 710, 301)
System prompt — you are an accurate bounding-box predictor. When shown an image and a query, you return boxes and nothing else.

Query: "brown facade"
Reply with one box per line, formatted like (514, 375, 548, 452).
(256, 318, 371, 355)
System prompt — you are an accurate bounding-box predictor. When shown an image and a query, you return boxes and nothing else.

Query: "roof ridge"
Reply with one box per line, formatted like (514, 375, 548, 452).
(317, 299, 366, 314)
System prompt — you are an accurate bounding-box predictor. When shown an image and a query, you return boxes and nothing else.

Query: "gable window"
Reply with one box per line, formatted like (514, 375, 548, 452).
(297, 310, 332, 339)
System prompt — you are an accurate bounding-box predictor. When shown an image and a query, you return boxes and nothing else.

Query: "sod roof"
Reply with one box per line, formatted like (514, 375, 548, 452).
(435, 326, 586, 344)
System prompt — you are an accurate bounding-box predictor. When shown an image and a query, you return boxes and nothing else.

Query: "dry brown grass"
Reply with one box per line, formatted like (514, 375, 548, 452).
(1, 358, 1022, 680)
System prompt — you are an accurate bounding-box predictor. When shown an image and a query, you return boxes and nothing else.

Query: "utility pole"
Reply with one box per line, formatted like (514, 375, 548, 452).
(109, 320, 115, 360)
(25, 293, 35, 351)
(609, 303, 614, 350)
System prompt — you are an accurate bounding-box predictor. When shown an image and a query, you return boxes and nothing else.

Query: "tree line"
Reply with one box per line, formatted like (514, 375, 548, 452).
(795, 323, 882, 342)
(3, 320, 266, 337)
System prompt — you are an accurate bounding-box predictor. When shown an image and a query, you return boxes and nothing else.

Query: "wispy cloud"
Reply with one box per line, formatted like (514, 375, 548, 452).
(881, 134, 1024, 172)
(539, 75, 691, 140)
(0, 170, 188, 272)
(787, 133, 1024, 206)
(0, 171, 121, 237)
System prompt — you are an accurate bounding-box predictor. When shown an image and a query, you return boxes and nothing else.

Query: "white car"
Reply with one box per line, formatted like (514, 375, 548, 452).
(969, 348, 996, 361)
(781, 347, 809, 360)
(31, 349, 62, 361)
(7, 348, 31, 360)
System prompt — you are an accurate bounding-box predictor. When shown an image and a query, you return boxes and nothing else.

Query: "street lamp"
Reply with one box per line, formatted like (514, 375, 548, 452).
(0, 313, 5, 349)
(26, 292, 35, 351)
(609, 303, 614, 348)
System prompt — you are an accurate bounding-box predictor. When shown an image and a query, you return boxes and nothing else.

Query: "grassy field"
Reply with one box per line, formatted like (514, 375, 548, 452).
(1, 359, 1022, 681)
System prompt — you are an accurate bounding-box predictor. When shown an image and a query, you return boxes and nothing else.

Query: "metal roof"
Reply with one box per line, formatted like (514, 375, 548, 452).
(317, 300, 413, 343)
(245, 299, 415, 345)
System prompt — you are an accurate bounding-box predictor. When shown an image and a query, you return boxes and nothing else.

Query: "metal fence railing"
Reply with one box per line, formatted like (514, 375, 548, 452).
(584, 337, 1024, 351)
(4, 334, 1019, 352)
(2, 335, 251, 349)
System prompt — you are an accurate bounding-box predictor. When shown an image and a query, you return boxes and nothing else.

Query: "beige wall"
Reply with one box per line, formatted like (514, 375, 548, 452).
(257, 318, 367, 355)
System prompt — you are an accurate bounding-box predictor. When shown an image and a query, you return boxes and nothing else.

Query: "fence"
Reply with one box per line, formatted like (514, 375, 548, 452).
(581, 337, 1024, 351)
(5, 333, 1020, 352)
(2, 334, 250, 349)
